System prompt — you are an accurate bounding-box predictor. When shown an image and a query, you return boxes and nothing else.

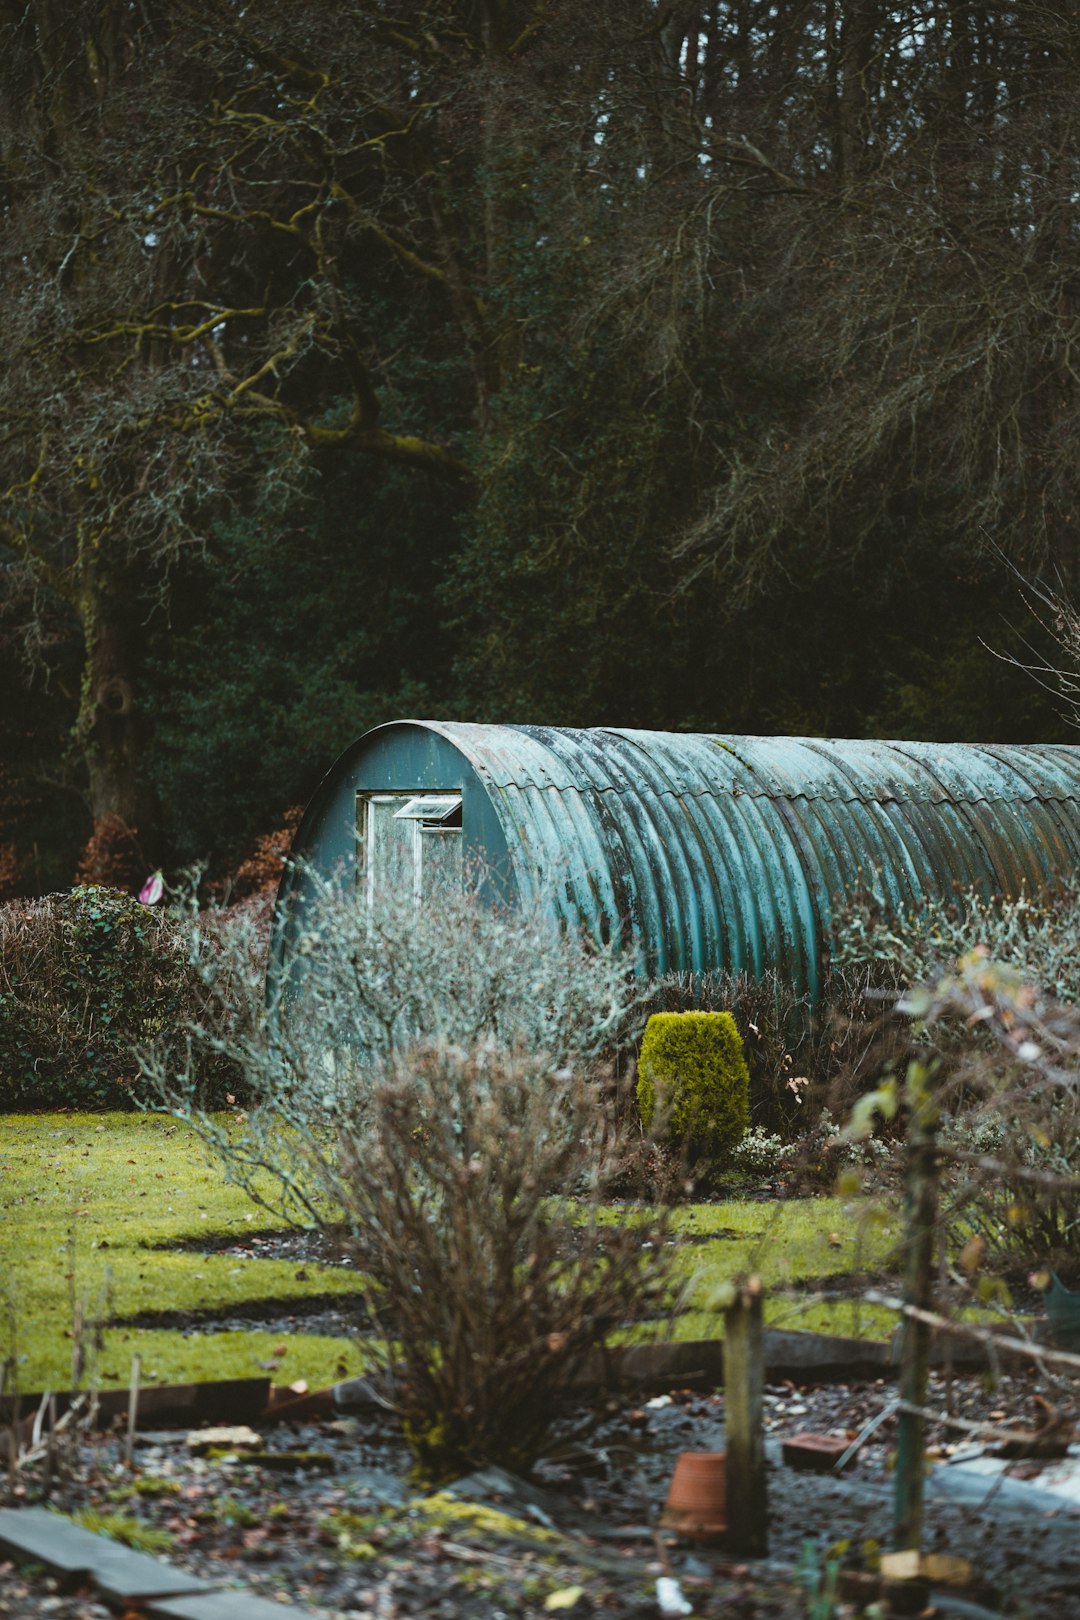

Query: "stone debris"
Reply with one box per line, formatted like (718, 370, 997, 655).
(184, 1425, 262, 1454)
(780, 1432, 852, 1471)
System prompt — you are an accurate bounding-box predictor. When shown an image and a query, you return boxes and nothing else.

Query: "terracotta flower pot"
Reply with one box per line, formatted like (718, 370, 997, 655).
(660, 1450, 727, 1543)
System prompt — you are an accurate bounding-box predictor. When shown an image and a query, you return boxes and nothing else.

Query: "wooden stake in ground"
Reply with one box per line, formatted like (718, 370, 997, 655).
(125, 1353, 141, 1469)
(1, 1357, 17, 1493)
(44, 1394, 56, 1495)
(724, 1276, 767, 1557)
(894, 1093, 939, 1551)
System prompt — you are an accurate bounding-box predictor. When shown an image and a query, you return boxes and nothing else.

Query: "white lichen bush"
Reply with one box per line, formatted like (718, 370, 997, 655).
(938, 1111, 1008, 1161)
(835, 915, 1080, 1273)
(142, 869, 673, 1480)
(731, 1112, 892, 1187)
(277, 867, 638, 1089)
(939, 1090, 1080, 1269)
(832, 876, 1080, 1004)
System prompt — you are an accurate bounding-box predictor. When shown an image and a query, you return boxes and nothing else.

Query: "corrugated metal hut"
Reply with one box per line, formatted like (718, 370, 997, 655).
(274, 722, 1080, 998)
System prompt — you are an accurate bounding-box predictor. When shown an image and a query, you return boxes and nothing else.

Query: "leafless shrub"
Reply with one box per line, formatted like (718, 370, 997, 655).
(0, 843, 20, 902)
(830, 877, 1080, 1262)
(222, 805, 305, 903)
(335, 1041, 670, 1480)
(75, 814, 147, 891)
(144, 874, 673, 1480)
(900, 955, 1080, 1280)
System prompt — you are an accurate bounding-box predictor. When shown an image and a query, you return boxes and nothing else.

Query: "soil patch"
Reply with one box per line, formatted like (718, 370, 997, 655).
(114, 1294, 369, 1336)
(127, 1229, 367, 1333)
(4, 1366, 1080, 1617)
(162, 1228, 353, 1266)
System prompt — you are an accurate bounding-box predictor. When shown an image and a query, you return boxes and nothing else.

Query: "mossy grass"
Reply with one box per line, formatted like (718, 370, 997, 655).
(14, 1324, 369, 1395)
(0, 1111, 363, 1389)
(605, 1195, 904, 1346)
(656, 1300, 902, 1343)
(68, 1507, 176, 1555)
(669, 1196, 901, 1286)
(660, 1199, 1009, 1344)
(329, 1493, 562, 1560)
(1, 1113, 928, 1390)
(112, 1327, 364, 1390)
(0, 1110, 337, 1243)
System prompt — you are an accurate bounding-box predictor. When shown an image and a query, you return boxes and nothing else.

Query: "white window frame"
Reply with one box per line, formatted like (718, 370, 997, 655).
(393, 794, 462, 824)
(359, 791, 463, 906)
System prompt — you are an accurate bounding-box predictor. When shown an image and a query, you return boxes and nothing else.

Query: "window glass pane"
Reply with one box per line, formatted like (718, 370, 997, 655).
(394, 795, 462, 822)
(368, 797, 416, 901)
(420, 828, 463, 897)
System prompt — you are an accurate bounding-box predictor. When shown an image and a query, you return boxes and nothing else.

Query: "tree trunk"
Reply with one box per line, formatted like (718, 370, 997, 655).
(76, 584, 157, 865)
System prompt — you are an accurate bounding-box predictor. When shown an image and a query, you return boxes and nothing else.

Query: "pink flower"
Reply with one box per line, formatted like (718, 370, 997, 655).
(139, 871, 164, 906)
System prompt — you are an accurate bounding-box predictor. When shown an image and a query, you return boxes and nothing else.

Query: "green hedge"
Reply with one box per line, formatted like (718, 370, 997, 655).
(637, 1010, 750, 1158)
(0, 885, 237, 1110)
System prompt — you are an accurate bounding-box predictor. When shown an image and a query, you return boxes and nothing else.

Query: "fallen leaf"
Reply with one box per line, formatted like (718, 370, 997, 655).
(545, 1587, 585, 1612)
(959, 1234, 986, 1275)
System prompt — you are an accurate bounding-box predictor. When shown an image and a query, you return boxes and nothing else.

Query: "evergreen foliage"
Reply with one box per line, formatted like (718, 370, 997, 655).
(145, 453, 459, 864)
(0, 3, 1075, 882)
(637, 1011, 751, 1159)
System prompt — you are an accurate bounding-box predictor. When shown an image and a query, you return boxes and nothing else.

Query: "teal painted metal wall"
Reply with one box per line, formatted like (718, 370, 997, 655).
(276, 722, 1080, 997)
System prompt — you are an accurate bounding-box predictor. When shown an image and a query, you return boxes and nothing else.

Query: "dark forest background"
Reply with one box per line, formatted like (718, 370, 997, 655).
(1, 1, 1078, 891)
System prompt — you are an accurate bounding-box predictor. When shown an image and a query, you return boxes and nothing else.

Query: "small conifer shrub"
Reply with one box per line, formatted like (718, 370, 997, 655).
(637, 1010, 751, 1158)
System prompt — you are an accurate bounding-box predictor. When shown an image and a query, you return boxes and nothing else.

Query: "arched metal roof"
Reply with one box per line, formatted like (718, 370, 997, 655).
(278, 723, 1080, 997)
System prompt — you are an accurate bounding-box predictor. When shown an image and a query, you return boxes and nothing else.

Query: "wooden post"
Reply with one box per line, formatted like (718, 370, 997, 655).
(125, 1353, 141, 1470)
(724, 1277, 767, 1557)
(893, 1107, 939, 1551)
(2, 1358, 17, 1494)
(44, 1394, 57, 1496)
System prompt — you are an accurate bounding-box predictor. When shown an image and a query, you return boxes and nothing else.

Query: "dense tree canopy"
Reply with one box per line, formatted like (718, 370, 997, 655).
(1, 2, 1076, 886)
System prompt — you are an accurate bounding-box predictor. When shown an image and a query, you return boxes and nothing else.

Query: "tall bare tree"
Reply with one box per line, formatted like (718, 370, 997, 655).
(3, 3, 1076, 872)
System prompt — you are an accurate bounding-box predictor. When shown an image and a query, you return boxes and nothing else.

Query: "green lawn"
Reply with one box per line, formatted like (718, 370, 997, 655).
(666, 1197, 903, 1341)
(1, 1112, 908, 1391)
(0, 1112, 366, 1390)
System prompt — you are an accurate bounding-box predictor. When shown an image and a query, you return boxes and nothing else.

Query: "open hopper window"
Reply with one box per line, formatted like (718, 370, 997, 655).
(393, 795, 462, 827)
(359, 792, 464, 906)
